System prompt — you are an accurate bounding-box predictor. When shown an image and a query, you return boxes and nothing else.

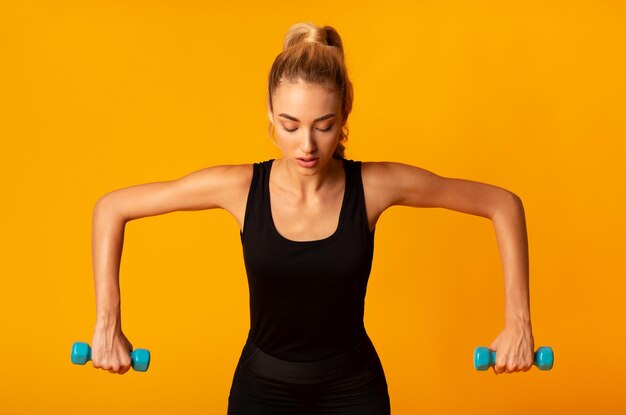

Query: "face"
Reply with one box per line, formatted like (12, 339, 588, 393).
(268, 79, 342, 172)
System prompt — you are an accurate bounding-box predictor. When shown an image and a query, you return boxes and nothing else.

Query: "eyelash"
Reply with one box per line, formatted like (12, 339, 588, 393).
(284, 126, 333, 133)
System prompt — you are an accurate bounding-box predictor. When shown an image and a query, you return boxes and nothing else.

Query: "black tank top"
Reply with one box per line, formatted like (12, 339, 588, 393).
(239, 157, 376, 362)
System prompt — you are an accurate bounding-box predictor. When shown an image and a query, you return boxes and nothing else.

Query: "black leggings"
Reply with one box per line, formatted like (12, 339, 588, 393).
(227, 332, 391, 414)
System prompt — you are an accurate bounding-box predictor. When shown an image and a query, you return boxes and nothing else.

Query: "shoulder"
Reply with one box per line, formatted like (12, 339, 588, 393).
(358, 160, 416, 190)
(175, 162, 255, 211)
(359, 160, 514, 217)
(359, 160, 442, 210)
(214, 162, 255, 199)
(190, 162, 254, 189)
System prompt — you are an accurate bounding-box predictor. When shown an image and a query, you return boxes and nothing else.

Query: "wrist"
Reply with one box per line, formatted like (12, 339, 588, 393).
(95, 310, 121, 328)
(505, 305, 530, 325)
(505, 316, 532, 329)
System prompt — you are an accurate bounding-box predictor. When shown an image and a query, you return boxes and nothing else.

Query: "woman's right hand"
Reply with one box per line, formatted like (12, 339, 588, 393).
(91, 315, 134, 374)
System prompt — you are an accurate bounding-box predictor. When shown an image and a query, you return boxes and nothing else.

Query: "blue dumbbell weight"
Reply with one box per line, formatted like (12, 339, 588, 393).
(71, 341, 151, 372)
(474, 346, 553, 371)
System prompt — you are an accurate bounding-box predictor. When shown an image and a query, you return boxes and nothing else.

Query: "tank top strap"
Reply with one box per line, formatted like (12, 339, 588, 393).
(239, 160, 269, 243)
(344, 159, 376, 239)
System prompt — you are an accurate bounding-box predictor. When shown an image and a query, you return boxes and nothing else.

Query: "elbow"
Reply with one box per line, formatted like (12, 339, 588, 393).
(508, 191, 524, 211)
(94, 193, 113, 213)
(505, 191, 522, 207)
(94, 193, 127, 222)
(492, 190, 523, 220)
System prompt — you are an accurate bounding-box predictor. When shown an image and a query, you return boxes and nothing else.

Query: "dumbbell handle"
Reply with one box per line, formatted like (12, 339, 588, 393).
(71, 341, 151, 372)
(474, 346, 554, 371)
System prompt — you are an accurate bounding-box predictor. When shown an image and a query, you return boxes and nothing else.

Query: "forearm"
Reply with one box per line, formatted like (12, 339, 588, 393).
(491, 194, 531, 327)
(92, 197, 127, 323)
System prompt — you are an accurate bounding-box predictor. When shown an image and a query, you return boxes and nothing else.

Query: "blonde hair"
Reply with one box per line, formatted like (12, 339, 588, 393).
(267, 22, 354, 159)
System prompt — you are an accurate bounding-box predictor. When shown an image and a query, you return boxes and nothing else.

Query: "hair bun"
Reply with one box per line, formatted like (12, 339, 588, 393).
(283, 22, 344, 57)
(283, 22, 319, 49)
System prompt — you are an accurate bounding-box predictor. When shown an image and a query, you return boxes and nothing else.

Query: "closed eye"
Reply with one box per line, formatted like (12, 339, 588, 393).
(284, 126, 333, 133)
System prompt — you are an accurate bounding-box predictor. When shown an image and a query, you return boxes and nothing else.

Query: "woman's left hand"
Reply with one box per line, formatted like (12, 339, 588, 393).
(489, 321, 535, 374)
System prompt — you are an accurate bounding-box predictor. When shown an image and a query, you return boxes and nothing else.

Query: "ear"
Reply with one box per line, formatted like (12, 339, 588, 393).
(267, 100, 273, 125)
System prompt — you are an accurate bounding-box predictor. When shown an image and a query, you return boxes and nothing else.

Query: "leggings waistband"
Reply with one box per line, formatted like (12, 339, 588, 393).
(239, 334, 376, 385)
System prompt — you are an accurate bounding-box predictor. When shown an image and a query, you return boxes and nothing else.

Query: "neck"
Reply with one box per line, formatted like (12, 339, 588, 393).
(273, 157, 342, 199)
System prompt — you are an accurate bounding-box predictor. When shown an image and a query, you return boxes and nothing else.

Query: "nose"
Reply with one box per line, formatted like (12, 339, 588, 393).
(301, 129, 317, 153)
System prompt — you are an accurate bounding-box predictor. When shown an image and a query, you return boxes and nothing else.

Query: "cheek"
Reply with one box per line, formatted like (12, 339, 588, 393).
(274, 132, 298, 147)
(274, 130, 338, 148)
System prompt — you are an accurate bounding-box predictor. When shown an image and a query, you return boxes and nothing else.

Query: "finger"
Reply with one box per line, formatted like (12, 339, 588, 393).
(505, 364, 516, 373)
(494, 359, 506, 374)
(120, 362, 131, 375)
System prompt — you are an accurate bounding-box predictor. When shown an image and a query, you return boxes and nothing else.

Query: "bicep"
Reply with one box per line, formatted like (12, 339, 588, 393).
(96, 164, 248, 221)
(376, 161, 516, 219)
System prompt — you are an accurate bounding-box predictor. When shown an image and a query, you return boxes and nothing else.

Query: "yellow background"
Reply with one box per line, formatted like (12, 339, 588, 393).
(1, 0, 625, 413)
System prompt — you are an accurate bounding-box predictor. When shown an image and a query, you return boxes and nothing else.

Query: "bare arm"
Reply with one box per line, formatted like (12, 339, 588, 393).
(90, 164, 249, 373)
(91, 198, 125, 325)
(488, 196, 534, 374)
(492, 196, 531, 327)
(89, 199, 132, 374)
(372, 161, 534, 373)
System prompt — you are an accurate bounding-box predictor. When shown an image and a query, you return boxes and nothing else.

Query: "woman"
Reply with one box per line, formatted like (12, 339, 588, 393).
(90, 22, 535, 414)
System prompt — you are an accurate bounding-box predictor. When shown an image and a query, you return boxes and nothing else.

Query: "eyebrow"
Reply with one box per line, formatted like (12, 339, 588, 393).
(278, 113, 336, 122)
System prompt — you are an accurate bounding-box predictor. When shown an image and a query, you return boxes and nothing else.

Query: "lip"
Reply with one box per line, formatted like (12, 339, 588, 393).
(297, 157, 318, 161)
(296, 157, 319, 168)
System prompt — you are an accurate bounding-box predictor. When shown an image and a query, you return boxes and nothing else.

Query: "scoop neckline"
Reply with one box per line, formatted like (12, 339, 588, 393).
(266, 158, 349, 246)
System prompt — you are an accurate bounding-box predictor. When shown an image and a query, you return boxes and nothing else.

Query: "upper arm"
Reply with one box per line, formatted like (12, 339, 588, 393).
(372, 161, 518, 219)
(95, 164, 252, 221)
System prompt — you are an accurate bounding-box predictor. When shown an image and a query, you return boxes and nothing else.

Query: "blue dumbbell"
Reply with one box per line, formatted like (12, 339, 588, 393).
(71, 341, 151, 372)
(474, 346, 554, 371)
